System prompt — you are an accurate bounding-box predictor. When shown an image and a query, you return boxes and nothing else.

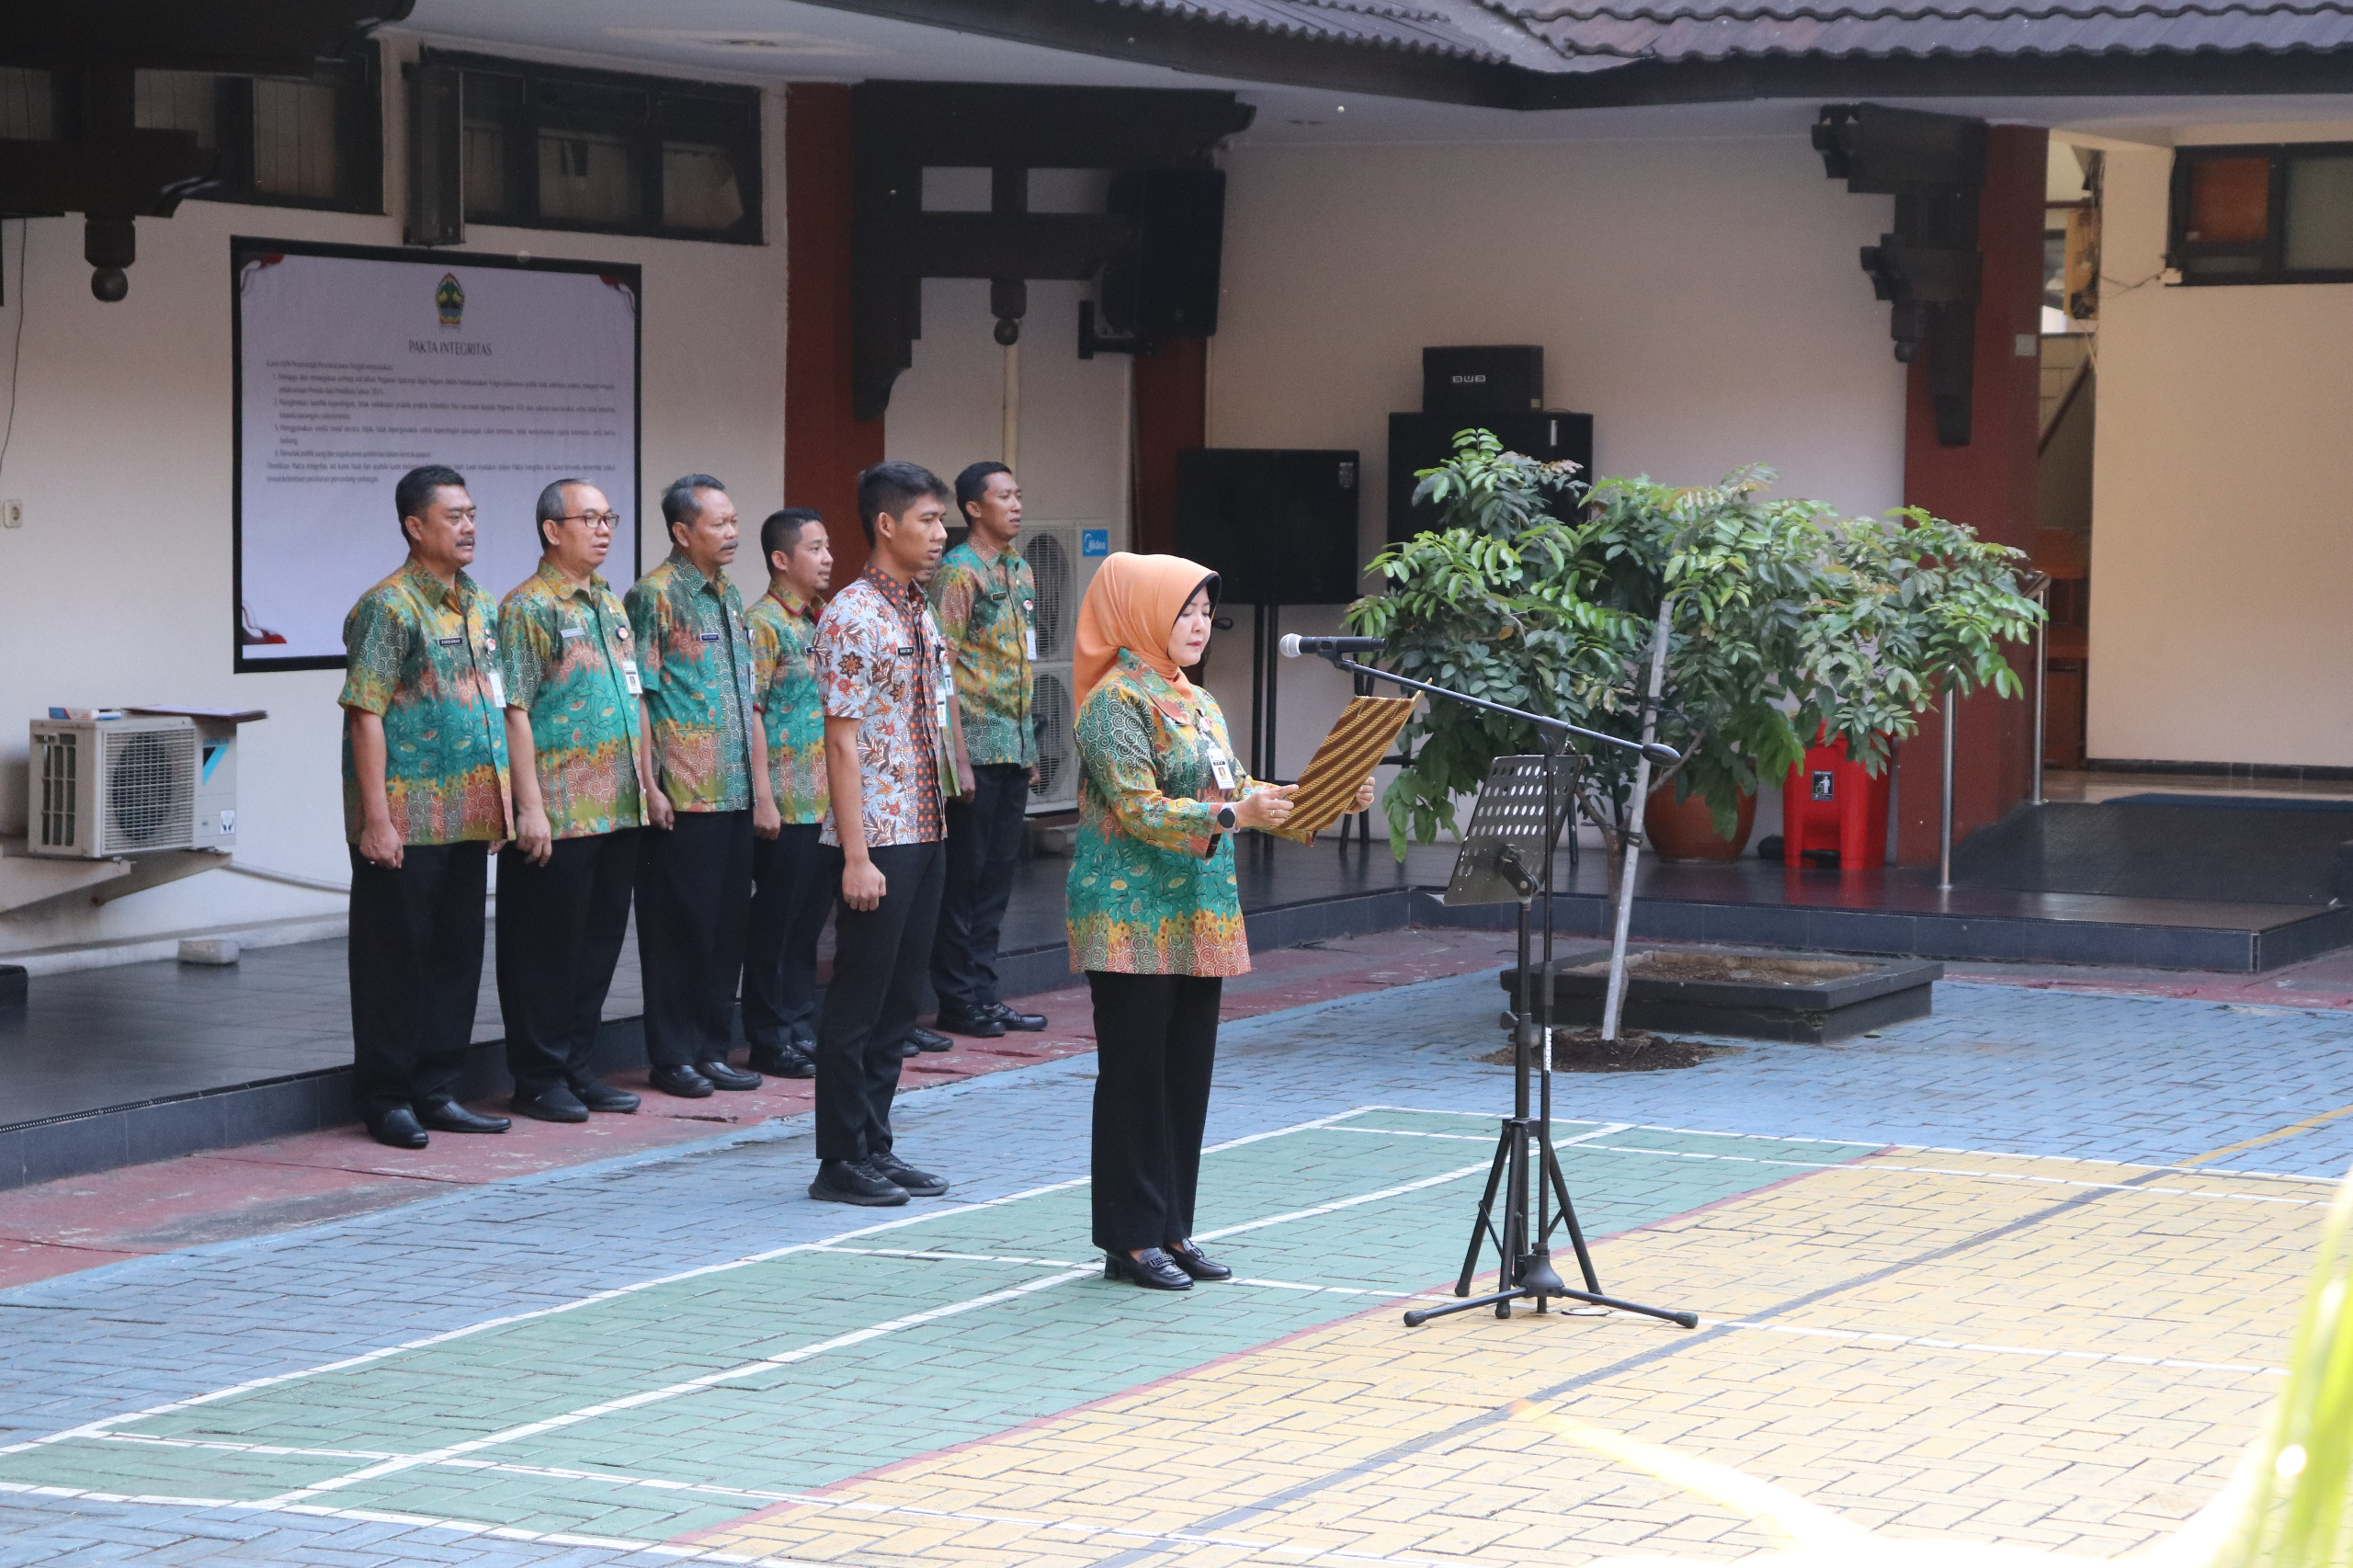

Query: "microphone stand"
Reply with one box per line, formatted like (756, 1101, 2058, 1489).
(1297, 649, 1696, 1331)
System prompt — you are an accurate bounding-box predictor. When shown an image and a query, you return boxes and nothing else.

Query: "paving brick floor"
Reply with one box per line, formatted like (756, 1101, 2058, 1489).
(4, 964, 2350, 1565)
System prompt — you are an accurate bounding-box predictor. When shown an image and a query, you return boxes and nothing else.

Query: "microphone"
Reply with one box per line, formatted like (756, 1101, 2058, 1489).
(1642, 743, 1683, 767)
(1279, 634, 1386, 659)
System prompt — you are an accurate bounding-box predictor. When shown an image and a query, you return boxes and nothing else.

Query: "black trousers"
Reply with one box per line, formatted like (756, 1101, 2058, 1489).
(1088, 971, 1223, 1253)
(348, 840, 489, 1117)
(741, 822, 829, 1049)
(634, 809, 754, 1067)
(496, 828, 641, 1093)
(814, 839, 947, 1163)
(932, 762, 1030, 1016)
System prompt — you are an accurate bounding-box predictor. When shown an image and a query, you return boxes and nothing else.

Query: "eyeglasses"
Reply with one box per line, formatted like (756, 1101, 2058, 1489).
(558, 512, 620, 531)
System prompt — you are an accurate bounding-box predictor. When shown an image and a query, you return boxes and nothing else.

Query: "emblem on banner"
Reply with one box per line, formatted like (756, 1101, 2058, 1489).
(436, 273, 465, 328)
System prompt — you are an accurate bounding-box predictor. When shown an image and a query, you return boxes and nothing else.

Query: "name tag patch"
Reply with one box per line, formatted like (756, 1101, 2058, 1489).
(561, 625, 585, 640)
(437, 636, 463, 647)
(699, 631, 722, 642)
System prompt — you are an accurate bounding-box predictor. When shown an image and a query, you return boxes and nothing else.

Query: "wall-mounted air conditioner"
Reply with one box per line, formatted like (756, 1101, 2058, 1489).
(28, 714, 242, 859)
(1022, 522, 1108, 814)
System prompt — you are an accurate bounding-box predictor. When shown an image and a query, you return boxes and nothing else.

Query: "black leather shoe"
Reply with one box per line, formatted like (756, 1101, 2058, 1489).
(934, 1006, 1006, 1039)
(649, 1063, 713, 1098)
(1104, 1248, 1192, 1291)
(748, 1043, 816, 1079)
(419, 1099, 510, 1134)
(569, 1074, 640, 1114)
(366, 1107, 428, 1150)
(1165, 1238, 1233, 1281)
(809, 1158, 908, 1207)
(512, 1083, 588, 1123)
(869, 1149, 948, 1197)
(909, 1026, 956, 1052)
(897, 1037, 923, 1059)
(699, 1059, 763, 1091)
(988, 1003, 1048, 1032)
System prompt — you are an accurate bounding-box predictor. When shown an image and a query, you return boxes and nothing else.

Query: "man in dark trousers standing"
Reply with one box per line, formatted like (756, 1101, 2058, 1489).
(929, 462, 1049, 1039)
(809, 461, 972, 1207)
(495, 478, 653, 1122)
(341, 464, 514, 1150)
(626, 474, 780, 1099)
(740, 506, 834, 1078)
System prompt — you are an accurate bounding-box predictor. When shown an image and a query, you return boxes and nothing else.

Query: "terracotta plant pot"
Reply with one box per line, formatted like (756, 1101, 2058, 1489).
(1643, 784, 1756, 863)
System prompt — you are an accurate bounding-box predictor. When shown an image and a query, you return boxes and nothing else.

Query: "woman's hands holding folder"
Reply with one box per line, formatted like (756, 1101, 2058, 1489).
(1232, 784, 1300, 831)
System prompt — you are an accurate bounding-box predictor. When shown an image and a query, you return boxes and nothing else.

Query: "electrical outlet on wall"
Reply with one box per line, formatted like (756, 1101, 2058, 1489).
(1, 500, 20, 528)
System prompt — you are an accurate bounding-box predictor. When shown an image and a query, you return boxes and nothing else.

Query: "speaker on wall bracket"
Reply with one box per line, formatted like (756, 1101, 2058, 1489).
(1173, 448, 1361, 608)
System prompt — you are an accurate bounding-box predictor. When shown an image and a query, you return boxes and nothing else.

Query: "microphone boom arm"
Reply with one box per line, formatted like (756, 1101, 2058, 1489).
(1331, 655, 1681, 767)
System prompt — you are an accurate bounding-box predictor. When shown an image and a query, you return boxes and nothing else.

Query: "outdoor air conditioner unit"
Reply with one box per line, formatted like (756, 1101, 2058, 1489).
(1023, 522, 1108, 813)
(28, 714, 240, 858)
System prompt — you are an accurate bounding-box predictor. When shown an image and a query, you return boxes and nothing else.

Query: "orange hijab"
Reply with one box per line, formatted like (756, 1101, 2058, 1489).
(1074, 551, 1220, 704)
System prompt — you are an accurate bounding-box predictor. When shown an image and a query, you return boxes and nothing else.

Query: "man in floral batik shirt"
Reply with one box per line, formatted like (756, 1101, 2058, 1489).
(807, 461, 972, 1209)
(928, 462, 1049, 1040)
(626, 475, 780, 1101)
(738, 506, 834, 1079)
(340, 464, 514, 1152)
(495, 479, 654, 1126)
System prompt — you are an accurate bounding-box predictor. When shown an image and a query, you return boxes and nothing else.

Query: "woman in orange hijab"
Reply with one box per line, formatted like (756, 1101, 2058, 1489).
(1068, 552, 1372, 1291)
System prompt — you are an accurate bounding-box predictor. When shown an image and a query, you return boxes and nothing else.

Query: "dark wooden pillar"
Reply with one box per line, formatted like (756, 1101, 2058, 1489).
(784, 83, 885, 584)
(1131, 335, 1207, 555)
(1894, 124, 2048, 866)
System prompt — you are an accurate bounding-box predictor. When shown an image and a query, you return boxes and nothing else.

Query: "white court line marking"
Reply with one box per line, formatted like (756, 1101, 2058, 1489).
(2, 1108, 1375, 1460)
(1345, 1105, 2347, 1187)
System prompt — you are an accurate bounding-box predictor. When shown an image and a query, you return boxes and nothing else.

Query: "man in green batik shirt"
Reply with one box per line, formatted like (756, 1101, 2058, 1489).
(495, 478, 657, 1126)
(928, 462, 1050, 1040)
(340, 464, 514, 1152)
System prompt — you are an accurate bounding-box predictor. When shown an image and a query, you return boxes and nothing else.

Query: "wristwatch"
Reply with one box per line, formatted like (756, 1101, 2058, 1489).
(1216, 804, 1237, 831)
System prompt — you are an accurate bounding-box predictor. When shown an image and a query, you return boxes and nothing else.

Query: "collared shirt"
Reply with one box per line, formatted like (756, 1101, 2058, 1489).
(745, 585, 829, 825)
(1066, 650, 1308, 976)
(338, 560, 512, 846)
(815, 564, 955, 849)
(498, 560, 648, 840)
(930, 540, 1037, 769)
(624, 548, 757, 813)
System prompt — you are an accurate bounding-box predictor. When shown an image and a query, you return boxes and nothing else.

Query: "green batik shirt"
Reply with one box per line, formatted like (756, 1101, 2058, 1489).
(1066, 651, 1310, 977)
(338, 560, 512, 846)
(498, 560, 648, 840)
(930, 540, 1037, 769)
(745, 585, 829, 825)
(625, 549, 757, 813)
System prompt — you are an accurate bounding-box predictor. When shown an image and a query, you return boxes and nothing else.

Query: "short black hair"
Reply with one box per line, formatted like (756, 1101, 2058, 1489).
(761, 507, 823, 562)
(955, 461, 1012, 520)
(535, 478, 593, 551)
(661, 473, 726, 544)
(856, 460, 950, 546)
(395, 465, 468, 541)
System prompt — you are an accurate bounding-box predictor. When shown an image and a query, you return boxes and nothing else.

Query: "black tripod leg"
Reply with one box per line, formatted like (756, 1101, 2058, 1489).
(1454, 1129, 1512, 1297)
(1545, 1147, 1603, 1295)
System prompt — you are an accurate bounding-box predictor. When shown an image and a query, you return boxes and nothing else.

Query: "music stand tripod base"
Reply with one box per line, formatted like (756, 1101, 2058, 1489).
(1405, 756, 1698, 1333)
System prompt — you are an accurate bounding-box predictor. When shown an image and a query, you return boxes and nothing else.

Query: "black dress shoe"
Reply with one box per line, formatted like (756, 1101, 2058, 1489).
(988, 1003, 1048, 1032)
(809, 1158, 908, 1207)
(699, 1059, 763, 1091)
(1165, 1238, 1233, 1281)
(748, 1043, 816, 1079)
(869, 1149, 948, 1197)
(366, 1107, 429, 1150)
(934, 1006, 1006, 1039)
(649, 1063, 713, 1098)
(896, 1037, 923, 1059)
(1103, 1247, 1192, 1291)
(512, 1083, 588, 1123)
(909, 1026, 956, 1052)
(569, 1074, 640, 1114)
(418, 1099, 510, 1134)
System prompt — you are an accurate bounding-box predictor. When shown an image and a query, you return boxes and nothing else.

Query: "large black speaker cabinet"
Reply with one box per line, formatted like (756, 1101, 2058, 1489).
(1386, 410, 1594, 544)
(1102, 168, 1225, 339)
(1174, 448, 1360, 605)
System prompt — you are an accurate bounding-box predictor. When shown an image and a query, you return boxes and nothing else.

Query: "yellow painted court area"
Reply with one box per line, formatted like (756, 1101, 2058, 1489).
(692, 1147, 2325, 1566)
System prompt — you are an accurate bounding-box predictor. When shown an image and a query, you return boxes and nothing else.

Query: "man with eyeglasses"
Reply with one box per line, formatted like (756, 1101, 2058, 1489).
(341, 464, 514, 1151)
(494, 480, 656, 1123)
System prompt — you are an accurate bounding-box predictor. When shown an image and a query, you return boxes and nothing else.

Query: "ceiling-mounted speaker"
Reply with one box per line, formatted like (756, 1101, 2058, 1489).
(1101, 168, 1225, 340)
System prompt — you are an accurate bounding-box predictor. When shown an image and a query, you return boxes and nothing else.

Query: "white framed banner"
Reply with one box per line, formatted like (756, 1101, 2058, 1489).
(231, 238, 642, 671)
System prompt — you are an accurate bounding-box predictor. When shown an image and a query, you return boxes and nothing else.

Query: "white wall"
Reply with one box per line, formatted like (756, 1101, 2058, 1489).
(1199, 133, 1906, 789)
(2088, 142, 2353, 767)
(0, 39, 790, 957)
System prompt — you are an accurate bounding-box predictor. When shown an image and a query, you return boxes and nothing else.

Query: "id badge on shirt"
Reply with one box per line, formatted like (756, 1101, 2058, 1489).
(1023, 598, 1038, 662)
(1207, 747, 1235, 792)
(621, 658, 642, 696)
(486, 668, 507, 708)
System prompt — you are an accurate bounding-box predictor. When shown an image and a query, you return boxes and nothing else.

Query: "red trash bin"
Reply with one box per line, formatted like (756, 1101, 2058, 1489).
(1782, 734, 1891, 870)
